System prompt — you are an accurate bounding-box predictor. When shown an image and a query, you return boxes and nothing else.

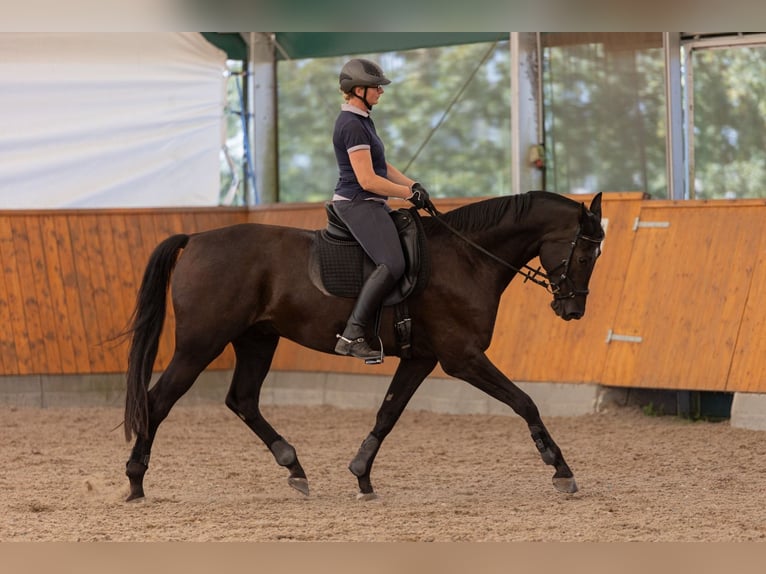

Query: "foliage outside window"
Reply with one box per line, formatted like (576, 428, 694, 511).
(690, 45, 766, 199)
(220, 35, 766, 204)
(541, 34, 667, 198)
(276, 42, 511, 203)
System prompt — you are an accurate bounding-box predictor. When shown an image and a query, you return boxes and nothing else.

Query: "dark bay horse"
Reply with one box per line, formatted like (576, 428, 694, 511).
(124, 190, 604, 501)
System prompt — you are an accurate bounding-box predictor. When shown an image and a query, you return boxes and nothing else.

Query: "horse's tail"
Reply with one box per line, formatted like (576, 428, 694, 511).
(124, 233, 190, 442)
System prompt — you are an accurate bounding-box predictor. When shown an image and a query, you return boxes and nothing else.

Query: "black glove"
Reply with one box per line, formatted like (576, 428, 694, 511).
(407, 183, 430, 210)
(407, 183, 440, 215)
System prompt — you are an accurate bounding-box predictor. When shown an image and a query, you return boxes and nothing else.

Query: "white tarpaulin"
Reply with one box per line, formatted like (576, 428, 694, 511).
(0, 33, 227, 208)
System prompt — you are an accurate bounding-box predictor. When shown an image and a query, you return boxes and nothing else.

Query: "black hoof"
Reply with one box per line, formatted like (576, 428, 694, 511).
(552, 476, 578, 494)
(356, 491, 378, 501)
(126, 487, 145, 502)
(288, 477, 310, 496)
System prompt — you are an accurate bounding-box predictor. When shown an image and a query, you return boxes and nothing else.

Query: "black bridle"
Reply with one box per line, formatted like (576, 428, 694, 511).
(424, 204, 602, 298)
(545, 230, 603, 300)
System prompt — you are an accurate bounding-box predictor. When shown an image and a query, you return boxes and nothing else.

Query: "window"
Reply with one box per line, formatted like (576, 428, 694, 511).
(276, 41, 511, 202)
(542, 33, 667, 198)
(686, 40, 766, 199)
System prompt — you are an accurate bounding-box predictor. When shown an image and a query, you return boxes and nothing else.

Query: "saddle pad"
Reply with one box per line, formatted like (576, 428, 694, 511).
(311, 208, 429, 304)
(316, 234, 367, 298)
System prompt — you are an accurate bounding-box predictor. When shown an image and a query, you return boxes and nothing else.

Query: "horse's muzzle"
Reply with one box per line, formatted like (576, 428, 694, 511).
(551, 299, 584, 321)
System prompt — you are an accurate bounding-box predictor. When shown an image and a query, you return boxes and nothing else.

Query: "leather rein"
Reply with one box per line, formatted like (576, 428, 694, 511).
(423, 203, 601, 299)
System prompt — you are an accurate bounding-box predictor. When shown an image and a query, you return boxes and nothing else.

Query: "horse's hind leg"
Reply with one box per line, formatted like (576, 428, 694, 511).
(349, 357, 437, 500)
(224, 330, 309, 496)
(441, 351, 577, 494)
(126, 351, 211, 501)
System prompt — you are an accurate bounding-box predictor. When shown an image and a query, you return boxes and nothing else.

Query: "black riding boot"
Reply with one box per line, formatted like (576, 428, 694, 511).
(335, 264, 396, 360)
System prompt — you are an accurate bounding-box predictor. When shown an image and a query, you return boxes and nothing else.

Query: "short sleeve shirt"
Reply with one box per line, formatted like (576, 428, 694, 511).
(333, 104, 388, 200)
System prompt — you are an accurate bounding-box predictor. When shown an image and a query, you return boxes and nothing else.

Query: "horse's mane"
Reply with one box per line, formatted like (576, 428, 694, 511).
(427, 190, 579, 233)
(436, 193, 532, 232)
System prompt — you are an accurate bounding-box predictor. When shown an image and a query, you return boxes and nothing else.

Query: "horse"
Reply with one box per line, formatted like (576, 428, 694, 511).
(123, 190, 604, 502)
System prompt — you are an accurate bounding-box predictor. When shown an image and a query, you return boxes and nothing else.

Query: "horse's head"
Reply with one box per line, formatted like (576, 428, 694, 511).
(538, 192, 604, 321)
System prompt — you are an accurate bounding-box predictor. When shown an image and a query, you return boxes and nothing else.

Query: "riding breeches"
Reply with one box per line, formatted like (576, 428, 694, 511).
(330, 198, 406, 281)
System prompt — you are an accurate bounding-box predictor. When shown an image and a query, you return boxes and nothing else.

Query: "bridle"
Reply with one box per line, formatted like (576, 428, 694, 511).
(544, 230, 603, 300)
(425, 204, 602, 298)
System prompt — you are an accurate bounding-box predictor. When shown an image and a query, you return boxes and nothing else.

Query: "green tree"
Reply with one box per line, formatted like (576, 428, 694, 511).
(543, 41, 667, 198)
(277, 41, 511, 203)
(691, 46, 766, 199)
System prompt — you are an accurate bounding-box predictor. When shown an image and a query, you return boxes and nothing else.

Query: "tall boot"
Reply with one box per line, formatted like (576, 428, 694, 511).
(335, 264, 396, 360)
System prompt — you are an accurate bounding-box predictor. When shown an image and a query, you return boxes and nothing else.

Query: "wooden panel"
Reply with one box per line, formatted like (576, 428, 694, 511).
(486, 194, 644, 383)
(727, 224, 766, 392)
(98, 214, 134, 371)
(11, 217, 49, 374)
(37, 216, 77, 373)
(4, 198, 766, 398)
(50, 215, 93, 372)
(0, 208, 247, 377)
(602, 201, 766, 391)
(0, 218, 23, 373)
(23, 216, 63, 373)
(67, 216, 108, 371)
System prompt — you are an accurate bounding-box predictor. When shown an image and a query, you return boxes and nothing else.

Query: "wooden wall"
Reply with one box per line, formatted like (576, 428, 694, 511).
(0, 208, 246, 376)
(601, 199, 766, 393)
(2, 195, 766, 394)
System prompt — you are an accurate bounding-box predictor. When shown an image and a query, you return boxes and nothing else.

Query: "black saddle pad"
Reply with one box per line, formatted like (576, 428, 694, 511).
(316, 234, 368, 297)
(311, 208, 429, 305)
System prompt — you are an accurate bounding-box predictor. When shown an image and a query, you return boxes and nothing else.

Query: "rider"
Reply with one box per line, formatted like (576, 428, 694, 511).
(332, 57, 433, 360)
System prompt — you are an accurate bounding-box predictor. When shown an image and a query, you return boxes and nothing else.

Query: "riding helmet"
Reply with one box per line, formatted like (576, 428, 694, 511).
(339, 58, 391, 93)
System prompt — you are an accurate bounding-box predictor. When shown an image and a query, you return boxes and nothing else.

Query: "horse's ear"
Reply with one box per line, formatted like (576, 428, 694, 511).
(589, 192, 603, 222)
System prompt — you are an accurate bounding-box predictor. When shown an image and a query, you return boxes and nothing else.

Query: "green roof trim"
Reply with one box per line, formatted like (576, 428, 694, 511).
(274, 32, 509, 60)
(202, 32, 509, 62)
(201, 32, 248, 61)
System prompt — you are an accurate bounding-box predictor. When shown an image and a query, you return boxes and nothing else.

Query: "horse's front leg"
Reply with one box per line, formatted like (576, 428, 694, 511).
(349, 357, 437, 500)
(441, 351, 577, 494)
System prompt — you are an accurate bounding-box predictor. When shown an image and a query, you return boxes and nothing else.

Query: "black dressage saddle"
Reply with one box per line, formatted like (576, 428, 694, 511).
(309, 204, 429, 359)
(309, 203, 429, 306)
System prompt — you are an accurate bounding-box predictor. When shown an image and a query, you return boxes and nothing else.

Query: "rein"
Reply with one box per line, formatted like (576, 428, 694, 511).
(424, 204, 600, 298)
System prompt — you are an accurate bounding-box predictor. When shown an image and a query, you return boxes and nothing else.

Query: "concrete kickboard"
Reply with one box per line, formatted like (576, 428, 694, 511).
(730, 392, 766, 431)
(0, 370, 601, 419)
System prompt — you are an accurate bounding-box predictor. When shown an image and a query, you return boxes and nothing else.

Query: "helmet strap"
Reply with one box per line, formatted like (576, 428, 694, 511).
(353, 87, 373, 111)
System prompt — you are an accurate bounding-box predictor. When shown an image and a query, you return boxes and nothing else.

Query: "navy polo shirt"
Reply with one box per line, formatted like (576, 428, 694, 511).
(333, 103, 388, 201)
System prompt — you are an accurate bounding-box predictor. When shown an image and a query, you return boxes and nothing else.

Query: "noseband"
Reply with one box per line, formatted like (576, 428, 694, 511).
(428, 207, 601, 297)
(544, 228, 603, 300)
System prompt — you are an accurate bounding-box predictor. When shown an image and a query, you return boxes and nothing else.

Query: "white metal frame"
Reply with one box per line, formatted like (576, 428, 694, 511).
(681, 33, 766, 199)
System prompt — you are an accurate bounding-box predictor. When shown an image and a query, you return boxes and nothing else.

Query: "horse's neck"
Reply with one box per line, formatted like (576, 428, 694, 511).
(481, 207, 549, 266)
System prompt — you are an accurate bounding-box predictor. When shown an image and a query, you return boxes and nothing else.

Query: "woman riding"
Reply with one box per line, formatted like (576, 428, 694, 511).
(331, 57, 433, 361)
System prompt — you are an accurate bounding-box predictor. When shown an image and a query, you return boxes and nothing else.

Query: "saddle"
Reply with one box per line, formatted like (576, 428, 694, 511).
(311, 203, 428, 305)
(309, 203, 430, 359)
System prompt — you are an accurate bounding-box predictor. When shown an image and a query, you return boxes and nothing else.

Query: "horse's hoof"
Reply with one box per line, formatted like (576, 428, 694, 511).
(125, 491, 145, 503)
(356, 491, 378, 501)
(288, 477, 310, 496)
(125, 484, 145, 502)
(552, 476, 578, 494)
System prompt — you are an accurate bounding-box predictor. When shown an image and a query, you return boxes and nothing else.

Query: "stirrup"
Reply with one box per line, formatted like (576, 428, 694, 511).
(363, 336, 385, 365)
(335, 334, 384, 364)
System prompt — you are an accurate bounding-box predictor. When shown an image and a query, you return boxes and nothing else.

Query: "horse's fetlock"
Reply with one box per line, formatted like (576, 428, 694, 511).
(349, 434, 380, 477)
(270, 439, 297, 467)
(126, 459, 148, 479)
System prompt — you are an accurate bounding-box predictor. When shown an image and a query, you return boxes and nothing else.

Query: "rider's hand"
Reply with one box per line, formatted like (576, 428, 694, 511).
(406, 183, 430, 210)
(407, 183, 439, 215)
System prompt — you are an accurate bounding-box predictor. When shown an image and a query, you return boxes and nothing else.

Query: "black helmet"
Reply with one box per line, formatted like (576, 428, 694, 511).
(339, 58, 391, 93)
